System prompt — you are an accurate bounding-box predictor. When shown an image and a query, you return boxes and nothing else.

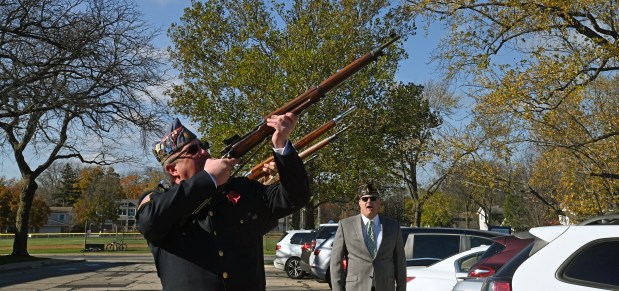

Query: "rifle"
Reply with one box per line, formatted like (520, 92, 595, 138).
(221, 33, 400, 159)
(260, 126, 349, 185)
(189, 34, 399, 217)
(262, 154, 318, 186)
(297, 126, 349, 161)
(246, 106, 355, 181)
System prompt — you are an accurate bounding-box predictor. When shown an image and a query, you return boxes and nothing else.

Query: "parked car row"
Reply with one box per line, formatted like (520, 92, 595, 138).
(274, 223, 339, 279)
(452, 234, 534, 291)
(302, 226, 506, 289)
(442, 214, 619, 291)
(276, 215, 619, 291)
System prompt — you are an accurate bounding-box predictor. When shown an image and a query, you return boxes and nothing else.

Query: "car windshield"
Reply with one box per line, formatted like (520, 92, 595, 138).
(317, 235, 335, 249)
(316, 226, 337, 239)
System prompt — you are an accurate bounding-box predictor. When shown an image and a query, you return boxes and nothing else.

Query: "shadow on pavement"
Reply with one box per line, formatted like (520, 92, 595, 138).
(0, 260, 133, 288)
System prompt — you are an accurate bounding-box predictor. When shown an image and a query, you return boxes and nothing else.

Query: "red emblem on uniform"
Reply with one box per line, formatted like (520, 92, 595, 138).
(226, 191, 241, 205)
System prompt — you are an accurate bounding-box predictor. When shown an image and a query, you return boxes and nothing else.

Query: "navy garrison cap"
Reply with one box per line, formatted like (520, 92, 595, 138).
(152, 118, 198, 165)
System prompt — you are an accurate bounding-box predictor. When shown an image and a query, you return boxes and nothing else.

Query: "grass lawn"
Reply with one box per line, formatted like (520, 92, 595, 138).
(0, 232, 281, 264)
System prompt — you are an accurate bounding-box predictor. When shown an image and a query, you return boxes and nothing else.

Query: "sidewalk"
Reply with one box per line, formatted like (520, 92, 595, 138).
(0, 254, 329, 290)
(0, 257, 86, 272)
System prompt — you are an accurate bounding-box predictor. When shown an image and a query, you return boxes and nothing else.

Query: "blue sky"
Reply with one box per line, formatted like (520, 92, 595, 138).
(0, 0, 444, 179)
(135, 0, 443, 84)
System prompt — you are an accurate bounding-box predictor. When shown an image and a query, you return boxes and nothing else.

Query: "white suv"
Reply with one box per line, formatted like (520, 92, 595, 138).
(273, 229, 315, 279)
(509, 224, 619, 290)
(476, 217, 619, 291)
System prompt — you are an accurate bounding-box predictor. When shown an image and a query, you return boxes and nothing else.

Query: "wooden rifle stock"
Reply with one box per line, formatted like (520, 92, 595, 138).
(221, 34, 400, 159)
(246, 106, 355, 180)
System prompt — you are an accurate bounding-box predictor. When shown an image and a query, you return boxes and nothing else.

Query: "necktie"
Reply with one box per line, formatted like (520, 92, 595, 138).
(366, 221, 377, 257)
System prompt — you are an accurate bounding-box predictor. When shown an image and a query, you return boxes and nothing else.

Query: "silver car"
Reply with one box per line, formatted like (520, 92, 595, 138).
(310, 234, 336, 288)
(273, 229, 315, 279)
(301, 224, 339, 274)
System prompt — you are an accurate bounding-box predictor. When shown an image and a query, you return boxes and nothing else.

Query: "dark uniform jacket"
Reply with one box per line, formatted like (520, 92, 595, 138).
(136, 149, 310, 291)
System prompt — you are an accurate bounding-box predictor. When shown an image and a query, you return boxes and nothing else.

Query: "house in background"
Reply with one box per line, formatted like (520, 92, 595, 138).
(40, 199, 139, 233)
(116, 199, 138, 232)
(478, 206, 505, 231)
(41, 207, 74, 233)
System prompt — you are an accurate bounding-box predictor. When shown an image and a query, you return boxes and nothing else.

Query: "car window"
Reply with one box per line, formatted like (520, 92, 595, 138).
(300, 231, 317, 244)
(457, 252, 484, 272)
(470, 236, 493, 248)
(290, 233, 313, 244)
(561, 240, 619, 288)
(412, 235, 460, 259)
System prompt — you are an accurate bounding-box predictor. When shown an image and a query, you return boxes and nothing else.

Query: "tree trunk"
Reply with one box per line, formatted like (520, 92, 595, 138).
(12, 178, 38, 257)
(291, 211, 300, 229)
(304, 203, 315, 229)
(409, 163, 422, 227)
(413, 206, 422, 227)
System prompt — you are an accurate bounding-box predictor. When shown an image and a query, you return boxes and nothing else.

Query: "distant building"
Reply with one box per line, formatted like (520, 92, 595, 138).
(41, 199, 139, 233)
(116, 199, 138, 232)
(451, 212, 481, 229)
(478, 206, 505, 231)
(41, 207, 74, 233)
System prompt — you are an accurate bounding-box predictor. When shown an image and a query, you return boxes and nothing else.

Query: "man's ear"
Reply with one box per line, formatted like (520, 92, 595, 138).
(164, 163, 177, 176)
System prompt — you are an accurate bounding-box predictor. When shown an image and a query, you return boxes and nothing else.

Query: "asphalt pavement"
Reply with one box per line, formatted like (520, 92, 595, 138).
(0, 253, 331, 290)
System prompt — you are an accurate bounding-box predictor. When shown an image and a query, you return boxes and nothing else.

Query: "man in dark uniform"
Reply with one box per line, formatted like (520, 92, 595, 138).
(136, 113, 310, 291)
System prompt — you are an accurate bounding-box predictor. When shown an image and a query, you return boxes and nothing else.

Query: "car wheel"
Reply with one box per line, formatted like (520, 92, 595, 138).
(285, 257, 305, 279)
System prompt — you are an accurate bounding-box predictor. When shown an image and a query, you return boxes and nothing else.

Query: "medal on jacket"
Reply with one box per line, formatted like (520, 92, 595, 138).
(226, 191, 241, 205)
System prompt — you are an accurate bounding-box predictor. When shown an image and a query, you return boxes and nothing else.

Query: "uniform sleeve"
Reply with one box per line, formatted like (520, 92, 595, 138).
(330, 221, 346, 291)
(261, 143, 311, 218)
(136, 170, 218, 243)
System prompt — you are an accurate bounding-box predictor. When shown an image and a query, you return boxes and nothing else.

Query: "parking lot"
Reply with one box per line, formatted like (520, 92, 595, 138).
(0, 254, 331, 290)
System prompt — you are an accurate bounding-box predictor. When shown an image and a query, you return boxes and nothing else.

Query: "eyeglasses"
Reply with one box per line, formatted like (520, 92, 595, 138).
(168, 141, 210, 163)
(180, 141, 209, 156)
(360, 196, 378, 202)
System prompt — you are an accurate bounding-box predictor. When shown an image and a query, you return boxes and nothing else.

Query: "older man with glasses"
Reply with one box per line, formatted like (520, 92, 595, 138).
(330, 183, 406, 291)
(137, 114, 310, 291)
